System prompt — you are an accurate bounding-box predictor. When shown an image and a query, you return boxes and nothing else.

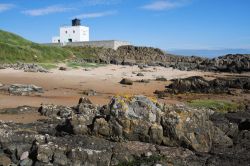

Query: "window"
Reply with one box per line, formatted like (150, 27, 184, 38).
(68, 39, 72, 42)
(58, 40, 60, 43)
(73, 30, 75, 33)
(65, 31, 67, 34)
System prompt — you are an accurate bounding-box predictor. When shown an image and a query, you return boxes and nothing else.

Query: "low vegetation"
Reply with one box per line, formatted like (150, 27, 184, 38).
(38, 63, 58, 70)
(187, 99, 243, 113)
(67, 62, 106, 69)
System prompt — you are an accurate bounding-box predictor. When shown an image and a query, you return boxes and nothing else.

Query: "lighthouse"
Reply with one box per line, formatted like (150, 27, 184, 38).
(52, 19, 89, 44)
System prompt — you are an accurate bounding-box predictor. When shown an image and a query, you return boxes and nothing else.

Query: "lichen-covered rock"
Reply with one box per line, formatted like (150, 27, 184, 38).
(38, 104, 73, 118)
(161, 105, 232, 153)
(149, 124, 164, 144)
(93, 118, 110, 137)
(109, 95, 162, 123)
(8, 84, 44, 96)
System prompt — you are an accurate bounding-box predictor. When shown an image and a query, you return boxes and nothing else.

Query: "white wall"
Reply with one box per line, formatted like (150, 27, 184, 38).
(59, 26, 89, 43)
(52, 36, 60, 43)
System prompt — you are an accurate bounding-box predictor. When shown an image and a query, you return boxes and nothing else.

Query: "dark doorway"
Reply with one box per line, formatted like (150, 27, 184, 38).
(68, 39, 72, 42)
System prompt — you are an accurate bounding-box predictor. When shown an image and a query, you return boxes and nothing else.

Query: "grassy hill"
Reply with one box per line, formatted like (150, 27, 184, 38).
(0, 29, 72, 63)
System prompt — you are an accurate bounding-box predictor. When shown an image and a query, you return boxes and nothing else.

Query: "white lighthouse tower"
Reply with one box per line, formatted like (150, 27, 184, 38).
(52, 19, 89, 44)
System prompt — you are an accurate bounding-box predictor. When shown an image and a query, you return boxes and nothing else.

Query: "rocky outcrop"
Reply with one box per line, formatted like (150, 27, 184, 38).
(51, 95, 232, 153)
(0, 83, 44, 96)
(0, 96, 250, 165)
(205, 54, 250, 72)
(155, 76, 250, 96)
(71, 45, 250, 73)
(0, 62, 49, 73)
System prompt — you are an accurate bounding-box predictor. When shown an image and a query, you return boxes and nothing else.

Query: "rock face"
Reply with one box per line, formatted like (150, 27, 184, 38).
(155, 76, 250, 96)
(0, 96, 249, 165)
(0, 83, 44, 96)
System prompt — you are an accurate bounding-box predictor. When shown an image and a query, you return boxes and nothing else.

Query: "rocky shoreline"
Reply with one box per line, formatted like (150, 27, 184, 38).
(0, 46, 249, 74)
(71, 46, 250, 73)
(0, 95, 250, 165)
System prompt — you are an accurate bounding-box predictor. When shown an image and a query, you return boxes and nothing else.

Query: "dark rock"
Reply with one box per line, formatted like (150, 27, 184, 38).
(138, 79, 150, 83)
(136, 73, 144, 76)
(120, 78, 133, 85)
(59, 66, 67, 71)
(82, 89, 97, 96)
(156, 77, 167, 81)
(159, 76, 250, 95)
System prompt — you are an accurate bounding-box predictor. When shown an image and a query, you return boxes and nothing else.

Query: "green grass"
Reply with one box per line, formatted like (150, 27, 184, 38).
(187, 99, 243, 113)
(67, 62, 106, 69)
(64, 46, 110, 59)
(0, 29, 88, 63)
(38, 63, 58, 70)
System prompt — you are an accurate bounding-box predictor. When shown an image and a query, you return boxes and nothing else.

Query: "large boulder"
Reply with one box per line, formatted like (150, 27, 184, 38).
(161, 105, 233, 152)
(158, 76, 250, 95)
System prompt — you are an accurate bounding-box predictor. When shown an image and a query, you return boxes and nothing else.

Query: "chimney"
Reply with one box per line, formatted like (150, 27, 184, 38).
(72, 18, 81, 26)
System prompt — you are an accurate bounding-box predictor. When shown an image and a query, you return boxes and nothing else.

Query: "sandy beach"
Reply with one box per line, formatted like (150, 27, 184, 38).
(0, 65, 215, 108)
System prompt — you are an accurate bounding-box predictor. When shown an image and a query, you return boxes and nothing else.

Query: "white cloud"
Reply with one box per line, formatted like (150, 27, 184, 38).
(73, 10, 117, 19)
(0, 3, 14, 12)
(142, 0, 190, 11)
(22, 5, 75, 16)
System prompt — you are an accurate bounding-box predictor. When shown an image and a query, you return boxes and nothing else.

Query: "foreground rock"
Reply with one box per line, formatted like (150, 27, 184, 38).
(0, 83, 44, 96)
(0, 96, 249, 165)
(155, 76, 250, 96)
(40, 96, 232, 153)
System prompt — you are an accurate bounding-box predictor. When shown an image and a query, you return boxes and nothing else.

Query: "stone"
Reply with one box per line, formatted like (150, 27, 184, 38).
(156, 77, 167, 81)
(59, 66, 67, 71)
(38, 104, 73, 118)
(82, 89, 97, 96)
(37, 144, 54, 163)
(93, 118, 110, 137)
(20, 151, 29, 160)
(161, 105, 215, 153)
(8, 84, 44, 96)
(149, 124, 164, 144)
(120, 78, 133, 85)
(20, 158, 33, 166)
(138, 79, 150, 83)
(0, 154, 11, 166)
(136, 73, 144, 76)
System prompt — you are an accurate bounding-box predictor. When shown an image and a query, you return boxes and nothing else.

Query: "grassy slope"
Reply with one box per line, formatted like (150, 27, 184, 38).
(0, 29, 72, 63)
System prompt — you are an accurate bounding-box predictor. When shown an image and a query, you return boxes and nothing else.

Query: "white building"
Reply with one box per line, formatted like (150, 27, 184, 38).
(52, 19, 89, 44)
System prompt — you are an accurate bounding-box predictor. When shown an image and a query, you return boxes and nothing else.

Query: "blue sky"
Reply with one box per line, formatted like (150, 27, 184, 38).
(0, 0, 250, 51)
